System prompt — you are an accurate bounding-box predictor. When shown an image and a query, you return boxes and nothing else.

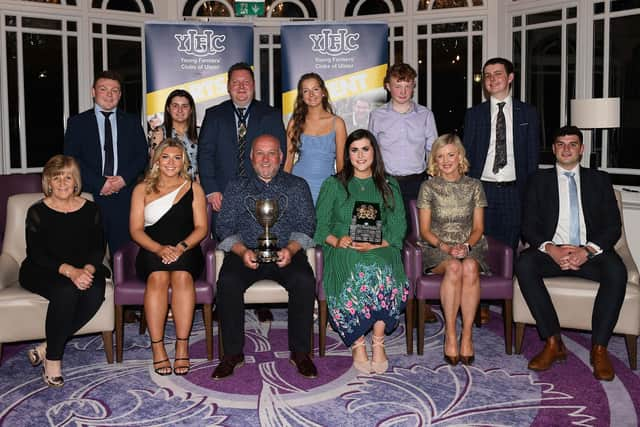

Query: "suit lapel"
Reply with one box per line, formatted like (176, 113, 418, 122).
(547, 167, 560, 231)
(478, 102, 492, 168)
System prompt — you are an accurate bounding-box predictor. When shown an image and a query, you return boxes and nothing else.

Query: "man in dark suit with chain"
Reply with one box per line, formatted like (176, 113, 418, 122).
(516, 125, 627, 381)
(64, 70, 148, 255)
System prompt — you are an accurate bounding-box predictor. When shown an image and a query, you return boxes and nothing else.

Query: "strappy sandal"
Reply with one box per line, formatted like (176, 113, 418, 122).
(28, 343, 46, 367)
(173, 337, 190, 376)
(351, 337, 371, 374)
(42, 360, 64, 388)
(151, 338, 171, 376)
(371, 335, 389, 374)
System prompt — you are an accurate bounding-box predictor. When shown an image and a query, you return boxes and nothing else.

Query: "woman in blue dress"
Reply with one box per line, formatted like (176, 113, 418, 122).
(284, 73, 347, 204)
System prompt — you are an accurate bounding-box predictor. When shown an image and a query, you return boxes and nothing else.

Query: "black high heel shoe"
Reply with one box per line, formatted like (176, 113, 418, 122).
(443, 351, 460, 366)
(173, 337, 190, 376)
(151, 338, 171, 376)
(460, 354, 475, 366)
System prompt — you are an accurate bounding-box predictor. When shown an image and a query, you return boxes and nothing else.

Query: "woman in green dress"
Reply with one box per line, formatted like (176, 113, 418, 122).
(417, 133, 488, 367)
(315, 129, 410, 374)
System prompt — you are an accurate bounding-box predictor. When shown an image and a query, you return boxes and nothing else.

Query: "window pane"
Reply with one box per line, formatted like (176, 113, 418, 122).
(197, 1, 231, 16)
(106, 25, 140, 37)
(273, 48, 282, 108)
(608, 14, 640, 169)
(356, 0, 391, 15)
(418, 25, 428, 35)
(567, 7, 577, 19)
(93, 23, 102, 33)
(566, 23, 576, 126)
(6, 16, 17, 27)
(512, 31, 521, 100)
(23, 33, 64, 167)
(594, 2, 605, 14)
(68, 35, 78, 116)
(417, 39, 427, 106)
(260, 48, 270, 103)
(433, 0, 467, 8)
(393, 40, 403, 64)
(526, 26, 562, 163)
(107, 39, 142, 115)
(104, 0, 141, 12)
(513, 15, 522, 27)
(270, 2, 304, 17)
(432, 37, 467, 134)
(433, 22, 468, 33)
(22, 17, 61, 30)
(394, 27, 403, 36)
(472, 35, 482, 106)
(611, 0, 640, 13)
(472, 20, 483, 31)
(526, 10, 562, 26)
(93, 38, 103, 76)
(593, 20, 604, 98)
(6, 32, 20, 168)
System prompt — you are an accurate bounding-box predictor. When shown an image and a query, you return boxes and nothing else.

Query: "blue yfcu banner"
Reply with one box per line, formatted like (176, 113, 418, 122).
(281, 22, 388, 133)
(144, 22, 253, 127)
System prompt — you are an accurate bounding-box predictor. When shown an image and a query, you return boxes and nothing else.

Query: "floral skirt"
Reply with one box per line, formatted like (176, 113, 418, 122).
(327, 262, 409, 347)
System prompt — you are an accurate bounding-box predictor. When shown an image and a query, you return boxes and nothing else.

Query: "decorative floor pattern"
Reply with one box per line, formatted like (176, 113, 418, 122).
(1, 307, 639, 426)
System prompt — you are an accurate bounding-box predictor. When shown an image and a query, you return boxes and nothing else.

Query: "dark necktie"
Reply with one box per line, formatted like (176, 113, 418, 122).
(101, 111, 114, 176)
(493, 101, 507, 173)
(236, 107, 248, 177)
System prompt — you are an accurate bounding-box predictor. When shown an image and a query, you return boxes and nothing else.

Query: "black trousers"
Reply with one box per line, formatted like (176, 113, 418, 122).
(394, 173, 427, 235)
(216, 251, 315, 356)
(22, 273, 106, 360)
(515, 247, 627, 346)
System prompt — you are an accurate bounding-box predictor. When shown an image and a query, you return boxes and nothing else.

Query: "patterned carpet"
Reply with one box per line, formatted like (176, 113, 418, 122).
(1, 307, 639, 426)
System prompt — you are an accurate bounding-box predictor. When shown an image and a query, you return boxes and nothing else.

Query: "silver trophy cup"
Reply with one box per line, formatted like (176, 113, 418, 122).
(244, 196, 288, 263)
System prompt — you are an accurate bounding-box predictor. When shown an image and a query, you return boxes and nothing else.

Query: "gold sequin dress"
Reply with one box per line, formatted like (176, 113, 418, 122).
(417, 175, 489, 272)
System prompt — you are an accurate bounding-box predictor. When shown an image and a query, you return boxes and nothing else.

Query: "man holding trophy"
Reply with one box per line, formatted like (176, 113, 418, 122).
(212, 134, 318, 380)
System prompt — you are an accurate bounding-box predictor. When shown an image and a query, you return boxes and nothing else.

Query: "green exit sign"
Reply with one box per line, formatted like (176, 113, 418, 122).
(235, 0, 264, 16)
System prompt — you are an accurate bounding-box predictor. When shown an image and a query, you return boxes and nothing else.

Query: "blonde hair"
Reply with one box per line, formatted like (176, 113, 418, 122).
(144, 138, 190, 194)
(42, 155, 82, 196)
(427, 133, 470, 177)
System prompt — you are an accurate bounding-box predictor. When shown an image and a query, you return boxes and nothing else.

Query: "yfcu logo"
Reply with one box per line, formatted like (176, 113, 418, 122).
(309, 29, 359, 56)
(174, 29, 226, 57)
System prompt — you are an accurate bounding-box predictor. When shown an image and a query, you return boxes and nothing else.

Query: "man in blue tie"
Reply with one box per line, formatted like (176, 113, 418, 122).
(516, 125, 627, 381)
(64, 70, 148, 255)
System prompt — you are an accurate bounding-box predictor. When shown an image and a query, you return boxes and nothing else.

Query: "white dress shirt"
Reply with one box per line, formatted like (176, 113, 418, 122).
(481, 96, 516, 182)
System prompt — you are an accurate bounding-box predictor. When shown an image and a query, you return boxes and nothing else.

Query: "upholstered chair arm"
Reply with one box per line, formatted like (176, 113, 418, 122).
(0, 252, 19, 290)
(113, 241, 139, 285)
(485, 236, 513, 279)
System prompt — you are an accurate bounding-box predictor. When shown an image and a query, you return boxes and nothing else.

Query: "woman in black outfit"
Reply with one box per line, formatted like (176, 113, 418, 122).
(20, 155, 106, 387)
(130, 139, 207, 376)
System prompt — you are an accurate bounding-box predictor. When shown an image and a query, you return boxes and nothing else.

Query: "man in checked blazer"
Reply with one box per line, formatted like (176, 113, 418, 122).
(463, 57, 540, 253)
(64, 70, 148, 255)
(516, 125, 626, 381)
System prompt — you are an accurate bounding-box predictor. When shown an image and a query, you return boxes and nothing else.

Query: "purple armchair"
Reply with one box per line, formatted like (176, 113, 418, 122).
(113, 206, 216, 363)
(404, 200, 514, 355)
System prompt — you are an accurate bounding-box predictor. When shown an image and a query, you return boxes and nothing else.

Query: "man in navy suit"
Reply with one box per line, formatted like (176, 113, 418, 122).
(463, 57, 540, 324)
(64, 70, 148, 255)
(198, 62, 286, 322)
(463, 57, 540, 252)
(198, 62, 287, 214)
(516, 126, 627, 381)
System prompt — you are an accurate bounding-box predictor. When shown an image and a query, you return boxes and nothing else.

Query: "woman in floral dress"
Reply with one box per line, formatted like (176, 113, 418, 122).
(315, 129, 409, 374)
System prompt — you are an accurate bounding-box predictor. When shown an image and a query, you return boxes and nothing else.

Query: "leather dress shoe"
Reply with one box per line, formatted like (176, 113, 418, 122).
(590, 345, 615, 381)
(424, 305, 438, 323)
(480, 306, 490, 325)
(289, 352, 318, 378)
(528, 335, 567, 371)
(211, 354, 244, 380)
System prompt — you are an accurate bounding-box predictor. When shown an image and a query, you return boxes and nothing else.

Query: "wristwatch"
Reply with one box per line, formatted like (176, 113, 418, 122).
(179, 241, 188, 250)
(584, 247, 595, 260)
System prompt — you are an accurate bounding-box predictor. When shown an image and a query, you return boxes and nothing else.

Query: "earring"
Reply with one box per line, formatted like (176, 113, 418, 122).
(47, 186, 52, 195)
(73, 185, 78, 193)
